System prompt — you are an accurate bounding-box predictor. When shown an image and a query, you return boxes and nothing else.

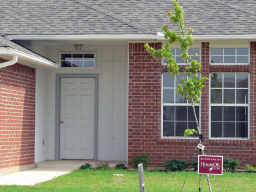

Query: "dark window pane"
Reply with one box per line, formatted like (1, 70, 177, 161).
(211, 48, 223, 55)
(163, 106, 175, 121)
(163, 122, 175, 136)
(211, 107, 222, 121)
(211, 56, 223, 63)
(224, 56, 235, 63)
(188, 48, 200, 55)
(61, 54, 95, 67)
(236, 73, 248, 88)
(224, 48, 236, 55)
(176, 73, 187, 84)
(211, 89, 222, 103)
(163, 73, 175, 88)
(176, 48, 182, 55)
(73, 54, 83, 58)
(188, 106, 199, 121)
(224, 73, 235, 88)
(211, 73, 222, 88)
(236, 89, 248, 104)
(188, 122, 197, 130)
(223, 107, 236, 121)
(237, 48, 248, 55)
(176, 122, 187, 136)
(236, 107, 248, 122)
(223, 122, 235, 137)
(224, 89, 235, 103)
(163, 89, 175, 103)
(61, 54, 71, 59)
(211, 122, 222, 137)
(236, 122, 248, 138)
(83, 54, 94, 58)
(176, 93, 187, 103)
(237, 56, 248, 64)
(62, 60, 72, 67)
(191, 56, 200, 62)
(176, 107, 187, 121)
(176, 56, 184, 63)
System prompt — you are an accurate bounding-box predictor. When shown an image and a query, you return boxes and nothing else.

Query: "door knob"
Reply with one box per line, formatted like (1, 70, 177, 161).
(60, 120, 64, 124)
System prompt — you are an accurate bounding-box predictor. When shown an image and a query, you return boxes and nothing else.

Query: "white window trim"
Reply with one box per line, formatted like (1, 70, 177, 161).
(59, 52, 96, 70)
(209, 72, 250, 140)
(161, 73, 201, 139)
(210, 48, 250, 65)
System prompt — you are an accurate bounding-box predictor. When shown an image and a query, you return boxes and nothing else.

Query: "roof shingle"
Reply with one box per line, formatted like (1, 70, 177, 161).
(0, 0, 255, 35)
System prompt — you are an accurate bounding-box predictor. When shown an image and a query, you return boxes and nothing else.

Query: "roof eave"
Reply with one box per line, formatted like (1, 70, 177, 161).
(157, 32, 256, 40)
(6, 34, 256, 41)
(6, 34, 159, 41)
(0, 47, 57, 68)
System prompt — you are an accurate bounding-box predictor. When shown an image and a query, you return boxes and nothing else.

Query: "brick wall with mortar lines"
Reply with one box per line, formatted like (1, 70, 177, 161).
(128, 42, 256, 167)
(0, 63, 35, 169)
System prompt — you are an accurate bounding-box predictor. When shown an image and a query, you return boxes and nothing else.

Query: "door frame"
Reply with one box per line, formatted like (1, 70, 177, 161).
(55, 74, 99, 160)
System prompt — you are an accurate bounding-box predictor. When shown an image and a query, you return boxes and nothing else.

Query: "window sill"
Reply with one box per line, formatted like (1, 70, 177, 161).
(158, 137, 200, 144)
(209, 137, 249, 141)
(210, 63, 249, 66)
(208, 137, 253, 145)
(161, 136, 199, 139)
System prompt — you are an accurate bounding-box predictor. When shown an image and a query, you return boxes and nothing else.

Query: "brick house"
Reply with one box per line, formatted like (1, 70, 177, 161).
(0, 0, 256, 173)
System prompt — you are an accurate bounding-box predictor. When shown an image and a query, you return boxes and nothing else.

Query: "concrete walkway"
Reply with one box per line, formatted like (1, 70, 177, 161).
(0, 160, 87, 186)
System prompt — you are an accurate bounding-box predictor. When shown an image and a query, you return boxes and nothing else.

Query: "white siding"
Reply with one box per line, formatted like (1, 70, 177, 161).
(35, 68, 50, 162)
(34, 41, 128, 161)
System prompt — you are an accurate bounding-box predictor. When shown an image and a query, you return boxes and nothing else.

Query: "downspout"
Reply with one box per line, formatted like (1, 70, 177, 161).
(0, 55, 18, 69)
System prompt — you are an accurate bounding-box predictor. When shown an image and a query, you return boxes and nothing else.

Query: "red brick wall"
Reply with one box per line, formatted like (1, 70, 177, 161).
(128, 42, 256, 167)
(0, 63, 35, 169)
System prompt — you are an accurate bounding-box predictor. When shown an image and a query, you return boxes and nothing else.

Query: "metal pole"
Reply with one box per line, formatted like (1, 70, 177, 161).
(200, 145, 213, 192)
(206, 174, 213, 192)
(138, 163, 144, 192)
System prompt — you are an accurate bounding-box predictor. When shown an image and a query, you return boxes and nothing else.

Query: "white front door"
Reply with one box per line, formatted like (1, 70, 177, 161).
(60, 78, 95, 159)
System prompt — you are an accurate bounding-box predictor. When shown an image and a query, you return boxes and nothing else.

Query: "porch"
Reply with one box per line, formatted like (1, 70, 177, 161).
(32, 40, 129, 163)
(0, 160, 124, 185)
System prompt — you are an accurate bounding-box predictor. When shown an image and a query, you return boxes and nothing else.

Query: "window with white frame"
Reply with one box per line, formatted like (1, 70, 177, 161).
(61, 53, 95, 68)
(210, 72, 249, 138)
(163, 72, 199, 137)
(163, 48, 201, 65)
(210, 48, 249, 65)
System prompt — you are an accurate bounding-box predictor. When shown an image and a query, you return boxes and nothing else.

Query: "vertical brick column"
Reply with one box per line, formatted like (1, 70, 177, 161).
(0, 63, 35, 169)
(128, 42, 162, 166)
(201, 42, 210, 142)
(250, 42, 256, 144)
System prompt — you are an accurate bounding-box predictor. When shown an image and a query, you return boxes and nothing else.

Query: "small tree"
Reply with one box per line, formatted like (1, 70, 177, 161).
(145, 0, 207, 138)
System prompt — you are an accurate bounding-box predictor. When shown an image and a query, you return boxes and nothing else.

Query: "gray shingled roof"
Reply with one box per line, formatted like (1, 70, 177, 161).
(0, 0, 255, 36)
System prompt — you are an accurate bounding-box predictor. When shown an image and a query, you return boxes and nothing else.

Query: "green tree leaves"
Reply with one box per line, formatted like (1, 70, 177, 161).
(145, 0, 208, 136)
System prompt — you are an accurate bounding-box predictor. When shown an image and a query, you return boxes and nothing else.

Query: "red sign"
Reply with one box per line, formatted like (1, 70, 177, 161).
(198, 155, 223, 175)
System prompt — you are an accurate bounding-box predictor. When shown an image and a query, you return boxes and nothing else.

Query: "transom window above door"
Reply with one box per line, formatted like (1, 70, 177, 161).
(210, 48, 249, 65)
(61, 53, 95, 68)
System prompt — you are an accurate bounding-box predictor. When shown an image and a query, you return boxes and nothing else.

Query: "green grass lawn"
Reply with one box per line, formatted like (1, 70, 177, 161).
(0, 169, 256, 192)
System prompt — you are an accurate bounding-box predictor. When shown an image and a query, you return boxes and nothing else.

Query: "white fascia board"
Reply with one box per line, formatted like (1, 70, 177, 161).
(7, 33, 256, 41)
(0, 47, 57, 68)
(6, 34, 159, 41)
(157, 32, 256, 40)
